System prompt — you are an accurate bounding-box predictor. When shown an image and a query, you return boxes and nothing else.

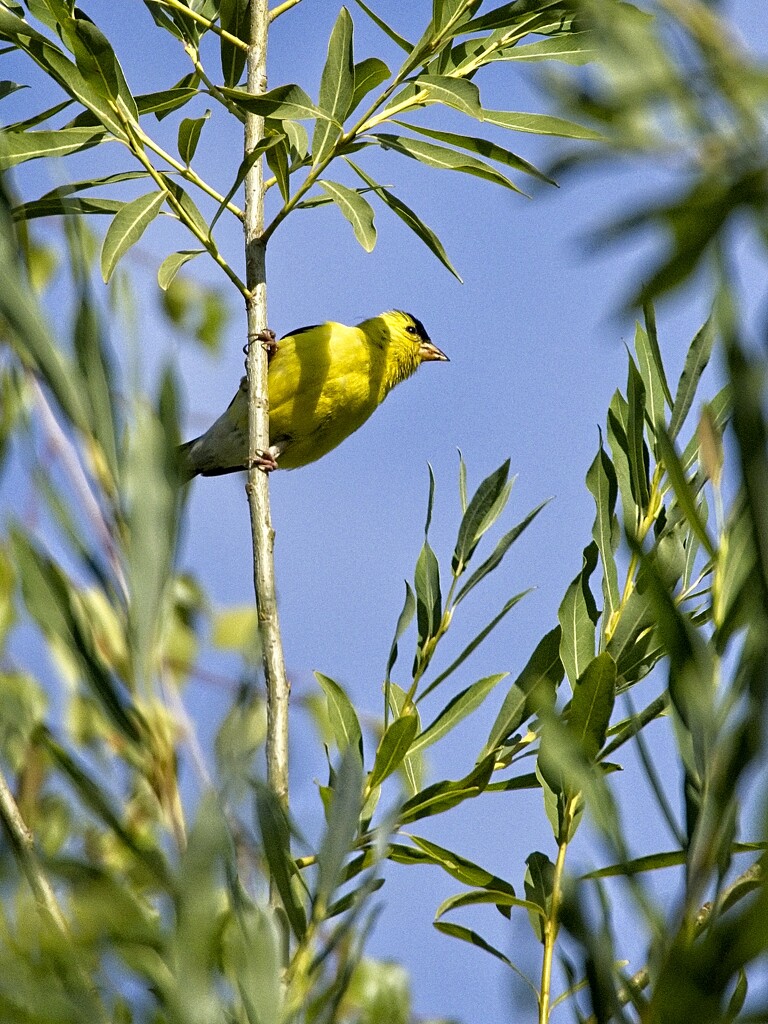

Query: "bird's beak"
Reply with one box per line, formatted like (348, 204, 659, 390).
(419, 340, 449, 363)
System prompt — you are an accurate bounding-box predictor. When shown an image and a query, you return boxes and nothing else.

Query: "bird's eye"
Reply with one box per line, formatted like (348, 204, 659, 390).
(406, 325, 417, 335)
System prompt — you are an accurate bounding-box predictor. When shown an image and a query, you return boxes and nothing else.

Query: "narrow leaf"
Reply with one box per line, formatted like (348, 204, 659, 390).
(346, 157, 461, 279)
(669, 317, 715, 439)
(315, 671, 363, 755)
(452, 459, 511, 574)
(385, 581, 416, 682)
(368, 711, 419, 789)
(657, 428, 717, 561)
(374, 133, 524, 193)
(483, 626, 562, 753)
(421, 592, 530, 699)
(558, 542, 599, 688)
(455, 499, 548, 604)
(313, 6, 354, 164)
(157, 249, 204, 290)
(586, 438, 620, 621)
(350, 56, 390, 113)
(318, 180, 376, 252)
(568, 652, 616, 761)
(410, 674, 507, 756)
(100, 190, 165, 283)
(350, 0, 413, 52)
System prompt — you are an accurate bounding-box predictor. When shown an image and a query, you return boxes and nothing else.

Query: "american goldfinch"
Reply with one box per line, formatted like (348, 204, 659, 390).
(179, 310, 447, 479)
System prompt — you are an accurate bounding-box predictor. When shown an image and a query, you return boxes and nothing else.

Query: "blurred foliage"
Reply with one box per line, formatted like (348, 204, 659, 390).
(0, 2, 767, 1024)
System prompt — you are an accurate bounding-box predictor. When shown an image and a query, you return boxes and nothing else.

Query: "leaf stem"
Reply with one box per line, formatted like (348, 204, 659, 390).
(115, 103, 249, 296)
(269, 0, 302, 21)
(151, 0, 249, 51)
(539, 817, 572, 1024)
(244, 0, 290, 813)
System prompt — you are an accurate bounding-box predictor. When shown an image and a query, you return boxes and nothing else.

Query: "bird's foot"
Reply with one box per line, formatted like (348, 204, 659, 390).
(243, 328, 278, 364)
(249, 447, 280, 473)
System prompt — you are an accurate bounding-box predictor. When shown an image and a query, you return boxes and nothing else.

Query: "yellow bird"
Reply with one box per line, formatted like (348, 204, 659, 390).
(179, 310, 448, 479)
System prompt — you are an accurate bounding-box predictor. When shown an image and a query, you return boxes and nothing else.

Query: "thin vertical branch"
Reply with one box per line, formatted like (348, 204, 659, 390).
(244, 0, 290, 809)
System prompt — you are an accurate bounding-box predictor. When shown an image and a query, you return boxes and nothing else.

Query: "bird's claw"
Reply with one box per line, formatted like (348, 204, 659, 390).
(248, 449, 280, 473)
(243, 328, 278, 365)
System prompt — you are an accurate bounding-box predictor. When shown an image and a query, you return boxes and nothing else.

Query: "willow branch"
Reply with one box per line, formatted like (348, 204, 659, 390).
(0, 767, 67, 933)
(244, 0, 289, 809)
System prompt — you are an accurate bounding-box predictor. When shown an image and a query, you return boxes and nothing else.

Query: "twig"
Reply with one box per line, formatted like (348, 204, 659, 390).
(0, 766, 67, 933)
(150, 0, 249, 50)
(244, 1, 290, 810)
(269, 0, 302, 21)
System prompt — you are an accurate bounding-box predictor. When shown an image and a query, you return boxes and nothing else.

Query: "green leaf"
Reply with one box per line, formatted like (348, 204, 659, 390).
(177, 109, 210, 165)
(607, 389, 636, 526)
(64, 15, 138, 120)
(318, 180, 376, 252)
(433, 922, 514, 967)
(219, 0, 248, 86)
(161, 174, 210, 238)
(346, 157, 462, 279)
(11, 532, 140, 743)
(481, 107, 603, 140)
(157, 249, 204, 290)
(350, 56, 390, 113)
(452, 459, 511, 575)
(606, 589, 658, 685)
(410, 674, 507, 756)
(368, 710, 419, 789)
(221, 83, 326, 121)
(42, 730, 168, 882)
(313, 7, 354, 164)
(635, 320, 667, 436)
(137, 85, 200, 117)
(421, 591, 530, 699)
(123, 378, 183, 691)
(657, 428, 717, 561)
(100, 190, 165, 283)
(316, 744, 364, 908)
(265, 134, 291, 202)
(374, 133, 524, 193)
(568, 652, 616, 761)
(483, 626, 562, 753)
(72, 288, 119, 487)
(392, 118, 554, 185)
(626, 355, 650, 510)
(350, 0, 413, 52)
(416, 74, 483, 118)
(586, 437, 620, 622)
(254, 784, 307, 940)
(315, 671, 363, 756)
(435, 889, 536, 920)
(414, 538, 441, 655)
(385, 581, 416, 683)
(399, 754, 495, 823)
(226, 903, 283, 1024)
(492, 32, 595, 65)
(669, 317, 715, 439)
(0, 126, 104, 169)
(558, 542, 599, 688)
(524, 851, 554, 943)
(14, 195, 123, 220)
(455, 499, 548, 604)
(401, 835, 515, 894)
(385, 682, 422, 795)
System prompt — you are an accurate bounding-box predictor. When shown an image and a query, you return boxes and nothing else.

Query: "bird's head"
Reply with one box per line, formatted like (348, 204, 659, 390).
(360, 310, 448, 391)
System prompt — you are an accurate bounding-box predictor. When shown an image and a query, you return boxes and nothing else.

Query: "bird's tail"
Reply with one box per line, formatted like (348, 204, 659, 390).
(177, 437, 200, 483)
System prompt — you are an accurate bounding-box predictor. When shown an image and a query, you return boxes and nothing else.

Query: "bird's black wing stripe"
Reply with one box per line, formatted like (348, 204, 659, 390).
(281, 324, 322, 339)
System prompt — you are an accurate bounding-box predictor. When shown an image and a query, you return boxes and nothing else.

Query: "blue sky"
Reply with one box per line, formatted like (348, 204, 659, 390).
(3, 1, 766, 1020)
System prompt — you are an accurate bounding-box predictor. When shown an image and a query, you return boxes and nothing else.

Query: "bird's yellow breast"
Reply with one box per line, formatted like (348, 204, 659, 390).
(268, 322, 387, 469)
